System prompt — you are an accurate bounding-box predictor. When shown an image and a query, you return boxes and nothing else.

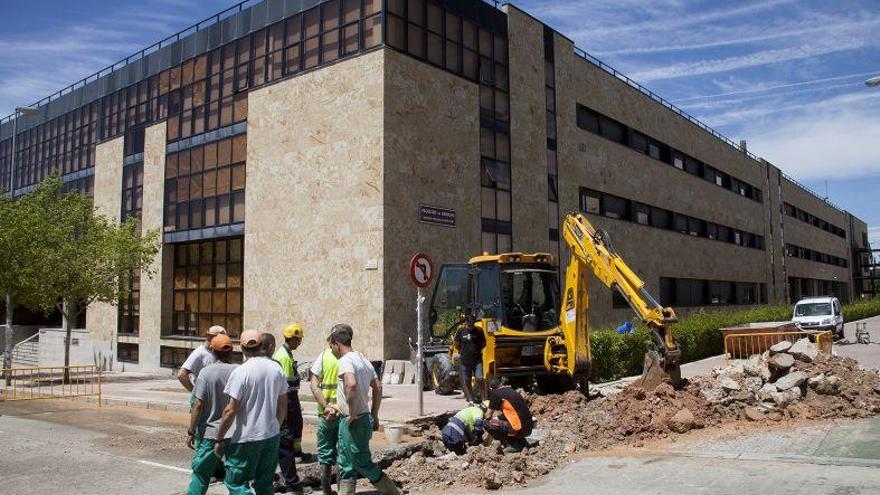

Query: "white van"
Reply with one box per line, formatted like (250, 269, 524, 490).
(792, 296, 844, 338)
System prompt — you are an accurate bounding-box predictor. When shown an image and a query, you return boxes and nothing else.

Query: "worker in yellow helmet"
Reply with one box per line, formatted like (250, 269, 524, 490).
(272, 323, 312, 494)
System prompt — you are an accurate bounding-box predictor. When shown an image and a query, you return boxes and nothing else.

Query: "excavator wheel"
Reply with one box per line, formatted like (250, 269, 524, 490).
(430, 353, 457, 395)
(633, 349, 682, 390)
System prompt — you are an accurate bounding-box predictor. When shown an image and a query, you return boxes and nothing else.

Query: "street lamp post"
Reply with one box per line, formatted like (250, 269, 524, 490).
(4, 106, 39, 383)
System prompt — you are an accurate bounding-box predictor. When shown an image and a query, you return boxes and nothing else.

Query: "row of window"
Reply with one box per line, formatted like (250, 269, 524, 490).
(580, 188, 765, 250)
(118, 159, 144, 336)
(660, 277, 767, 307)
(0, 0, 383, 190)
(61, 175, 95, 197)
(0, 102, 100, 191)
(783, 202, 846, 238)
(785, 243, 848, 268)
(164, 134, 247, 233)
(171, 237, 244, 338)
(575, 104, 763, 203)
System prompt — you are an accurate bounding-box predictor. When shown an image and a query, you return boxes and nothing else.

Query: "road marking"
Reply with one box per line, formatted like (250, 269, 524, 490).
(136, 459, 192, 474)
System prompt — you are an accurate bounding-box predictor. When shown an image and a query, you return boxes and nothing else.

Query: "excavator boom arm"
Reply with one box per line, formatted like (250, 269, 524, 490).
(559, 212, 682, 388)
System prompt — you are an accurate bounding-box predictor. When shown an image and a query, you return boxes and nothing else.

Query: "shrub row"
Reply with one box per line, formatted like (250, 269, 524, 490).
(588, 298, 880, 383)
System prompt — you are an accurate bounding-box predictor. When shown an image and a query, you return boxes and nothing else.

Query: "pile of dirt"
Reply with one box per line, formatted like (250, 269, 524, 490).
(385, 353, 880, 491)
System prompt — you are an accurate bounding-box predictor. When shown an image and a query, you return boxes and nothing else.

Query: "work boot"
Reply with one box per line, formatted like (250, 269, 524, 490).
(287, 483, 313, 495)
(370, 474, 401, 495)
(320, 464, 336, 495)
(338, 478, 356, 495)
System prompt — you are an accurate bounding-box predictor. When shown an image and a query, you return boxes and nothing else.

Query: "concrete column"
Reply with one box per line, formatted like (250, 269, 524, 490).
(138, 122, 168, 371)
(504, 6, 550, 253)
(85, 136, 124, 369)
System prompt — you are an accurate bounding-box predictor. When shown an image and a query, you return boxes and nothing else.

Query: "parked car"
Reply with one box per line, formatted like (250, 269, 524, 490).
(792, 296, 844, 339)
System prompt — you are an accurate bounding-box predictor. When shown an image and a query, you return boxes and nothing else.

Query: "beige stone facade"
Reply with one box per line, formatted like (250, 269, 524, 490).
(244, 50, 386, 361)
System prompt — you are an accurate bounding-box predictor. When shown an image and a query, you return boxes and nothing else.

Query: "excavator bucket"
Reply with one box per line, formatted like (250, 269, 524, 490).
(632, 349, 682, 390)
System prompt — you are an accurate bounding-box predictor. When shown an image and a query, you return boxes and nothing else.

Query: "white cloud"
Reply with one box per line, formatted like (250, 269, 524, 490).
(868, 226, 880, 246)
(674, 71, 880, 103)
(746, 103, 880, 180)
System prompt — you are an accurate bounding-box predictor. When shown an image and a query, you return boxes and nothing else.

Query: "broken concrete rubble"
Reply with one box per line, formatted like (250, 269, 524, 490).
(774, 371, 807, 391)
(789, 338, 819, 363)
(769, 340, 792, 354)
(384, 354, 880, 492)
(744, 376, 763, 393)
(718, 376, 741, 392)
(768, 352, 795, 371)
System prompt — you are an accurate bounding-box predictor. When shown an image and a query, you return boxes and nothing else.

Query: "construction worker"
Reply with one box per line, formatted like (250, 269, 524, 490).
(441, 403, 485, 456)
(330, 324, 400, 495)
(261, 332, 277, 359)
(309, 326, 342, 495)
(483, 378, 534, 453)
(186, 334, 237, 495)
(272, 323, 311, 492)
(178, 325, 228, 404)
(453, 314, 486, 404)
(214, 331, 289, 495)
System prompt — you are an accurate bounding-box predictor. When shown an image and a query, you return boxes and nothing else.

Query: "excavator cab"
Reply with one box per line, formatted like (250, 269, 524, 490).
(424, 253, 574, 394)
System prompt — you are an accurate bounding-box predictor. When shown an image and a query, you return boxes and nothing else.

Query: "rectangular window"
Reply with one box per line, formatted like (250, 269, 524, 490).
(171, 237, 243, 339)
(634, 203, 650, 225)
(117, 342, 139, 363)
(599, 116, 626, 144)
(650, 207, 670, 229)
(580, 188, 600, 214)
(603, 194, 628, 219)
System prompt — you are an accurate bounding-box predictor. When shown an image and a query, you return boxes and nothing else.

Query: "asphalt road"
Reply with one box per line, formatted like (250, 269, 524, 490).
(4, 399, 880, 495)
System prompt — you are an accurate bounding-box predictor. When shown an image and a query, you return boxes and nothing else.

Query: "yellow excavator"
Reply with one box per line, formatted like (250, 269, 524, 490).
(423, 212, 681, 395)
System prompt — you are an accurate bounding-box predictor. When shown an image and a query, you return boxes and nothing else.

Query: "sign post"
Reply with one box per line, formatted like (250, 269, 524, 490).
(409, 253, 434, 417)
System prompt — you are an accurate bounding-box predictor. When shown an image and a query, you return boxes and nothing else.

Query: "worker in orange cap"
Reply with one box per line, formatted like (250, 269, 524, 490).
(186, 334, 237, 494)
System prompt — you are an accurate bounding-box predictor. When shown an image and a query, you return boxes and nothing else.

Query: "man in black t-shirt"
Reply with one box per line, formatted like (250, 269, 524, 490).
(484, 378, 534, 453)
(454, 318, 486, 404)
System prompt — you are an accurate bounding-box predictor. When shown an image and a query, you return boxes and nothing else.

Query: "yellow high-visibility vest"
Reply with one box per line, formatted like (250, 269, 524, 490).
(318, 348, 338, 414)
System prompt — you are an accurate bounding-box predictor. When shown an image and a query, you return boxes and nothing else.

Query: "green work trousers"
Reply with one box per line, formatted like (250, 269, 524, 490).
(188, 437, 221, 495)
(338, 414, 382, 483)
(317, 415, 340, 466)
(223, 435, 280, 495)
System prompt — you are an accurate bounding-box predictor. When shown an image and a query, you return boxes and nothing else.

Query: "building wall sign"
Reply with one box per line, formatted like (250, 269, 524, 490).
(419, 204, 456, 228)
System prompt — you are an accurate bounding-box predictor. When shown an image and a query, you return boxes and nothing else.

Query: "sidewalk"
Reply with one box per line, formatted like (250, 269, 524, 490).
(92, 377, 465, 426)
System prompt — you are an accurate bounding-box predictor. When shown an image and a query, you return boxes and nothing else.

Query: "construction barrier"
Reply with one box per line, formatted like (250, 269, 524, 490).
(723, 331, 833, 362)
(0, 365, 102, 403)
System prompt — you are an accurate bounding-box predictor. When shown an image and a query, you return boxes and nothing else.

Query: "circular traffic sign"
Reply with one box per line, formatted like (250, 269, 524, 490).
(409, 253, 434, 288)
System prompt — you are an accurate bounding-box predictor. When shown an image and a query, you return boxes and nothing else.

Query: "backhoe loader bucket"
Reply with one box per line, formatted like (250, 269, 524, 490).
(632, 349, 682, 390)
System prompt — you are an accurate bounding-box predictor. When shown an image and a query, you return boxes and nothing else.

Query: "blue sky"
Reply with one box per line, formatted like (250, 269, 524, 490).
(1, 0, 877, 243)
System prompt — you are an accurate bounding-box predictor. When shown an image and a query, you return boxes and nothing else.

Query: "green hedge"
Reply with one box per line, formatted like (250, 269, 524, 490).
(589, 298, 880, 382)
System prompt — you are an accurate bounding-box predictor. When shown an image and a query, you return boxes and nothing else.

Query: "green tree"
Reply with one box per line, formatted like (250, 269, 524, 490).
(0, 186, 47, 381)
(3, 176, 159, 382)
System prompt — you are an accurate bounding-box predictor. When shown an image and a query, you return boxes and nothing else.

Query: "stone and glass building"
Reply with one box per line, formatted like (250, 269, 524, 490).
(0, 0, 872, 372)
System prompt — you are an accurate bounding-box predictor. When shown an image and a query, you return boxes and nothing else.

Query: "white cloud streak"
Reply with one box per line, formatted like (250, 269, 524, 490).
(631, 40, 871, 81)
(673, 71, 880, 103)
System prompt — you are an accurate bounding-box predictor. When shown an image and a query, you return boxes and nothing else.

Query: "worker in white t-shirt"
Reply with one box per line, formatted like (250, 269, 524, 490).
(214, 330, 293, 494)
(329, 324, 400, 495)
(178, 325, 228, 406)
